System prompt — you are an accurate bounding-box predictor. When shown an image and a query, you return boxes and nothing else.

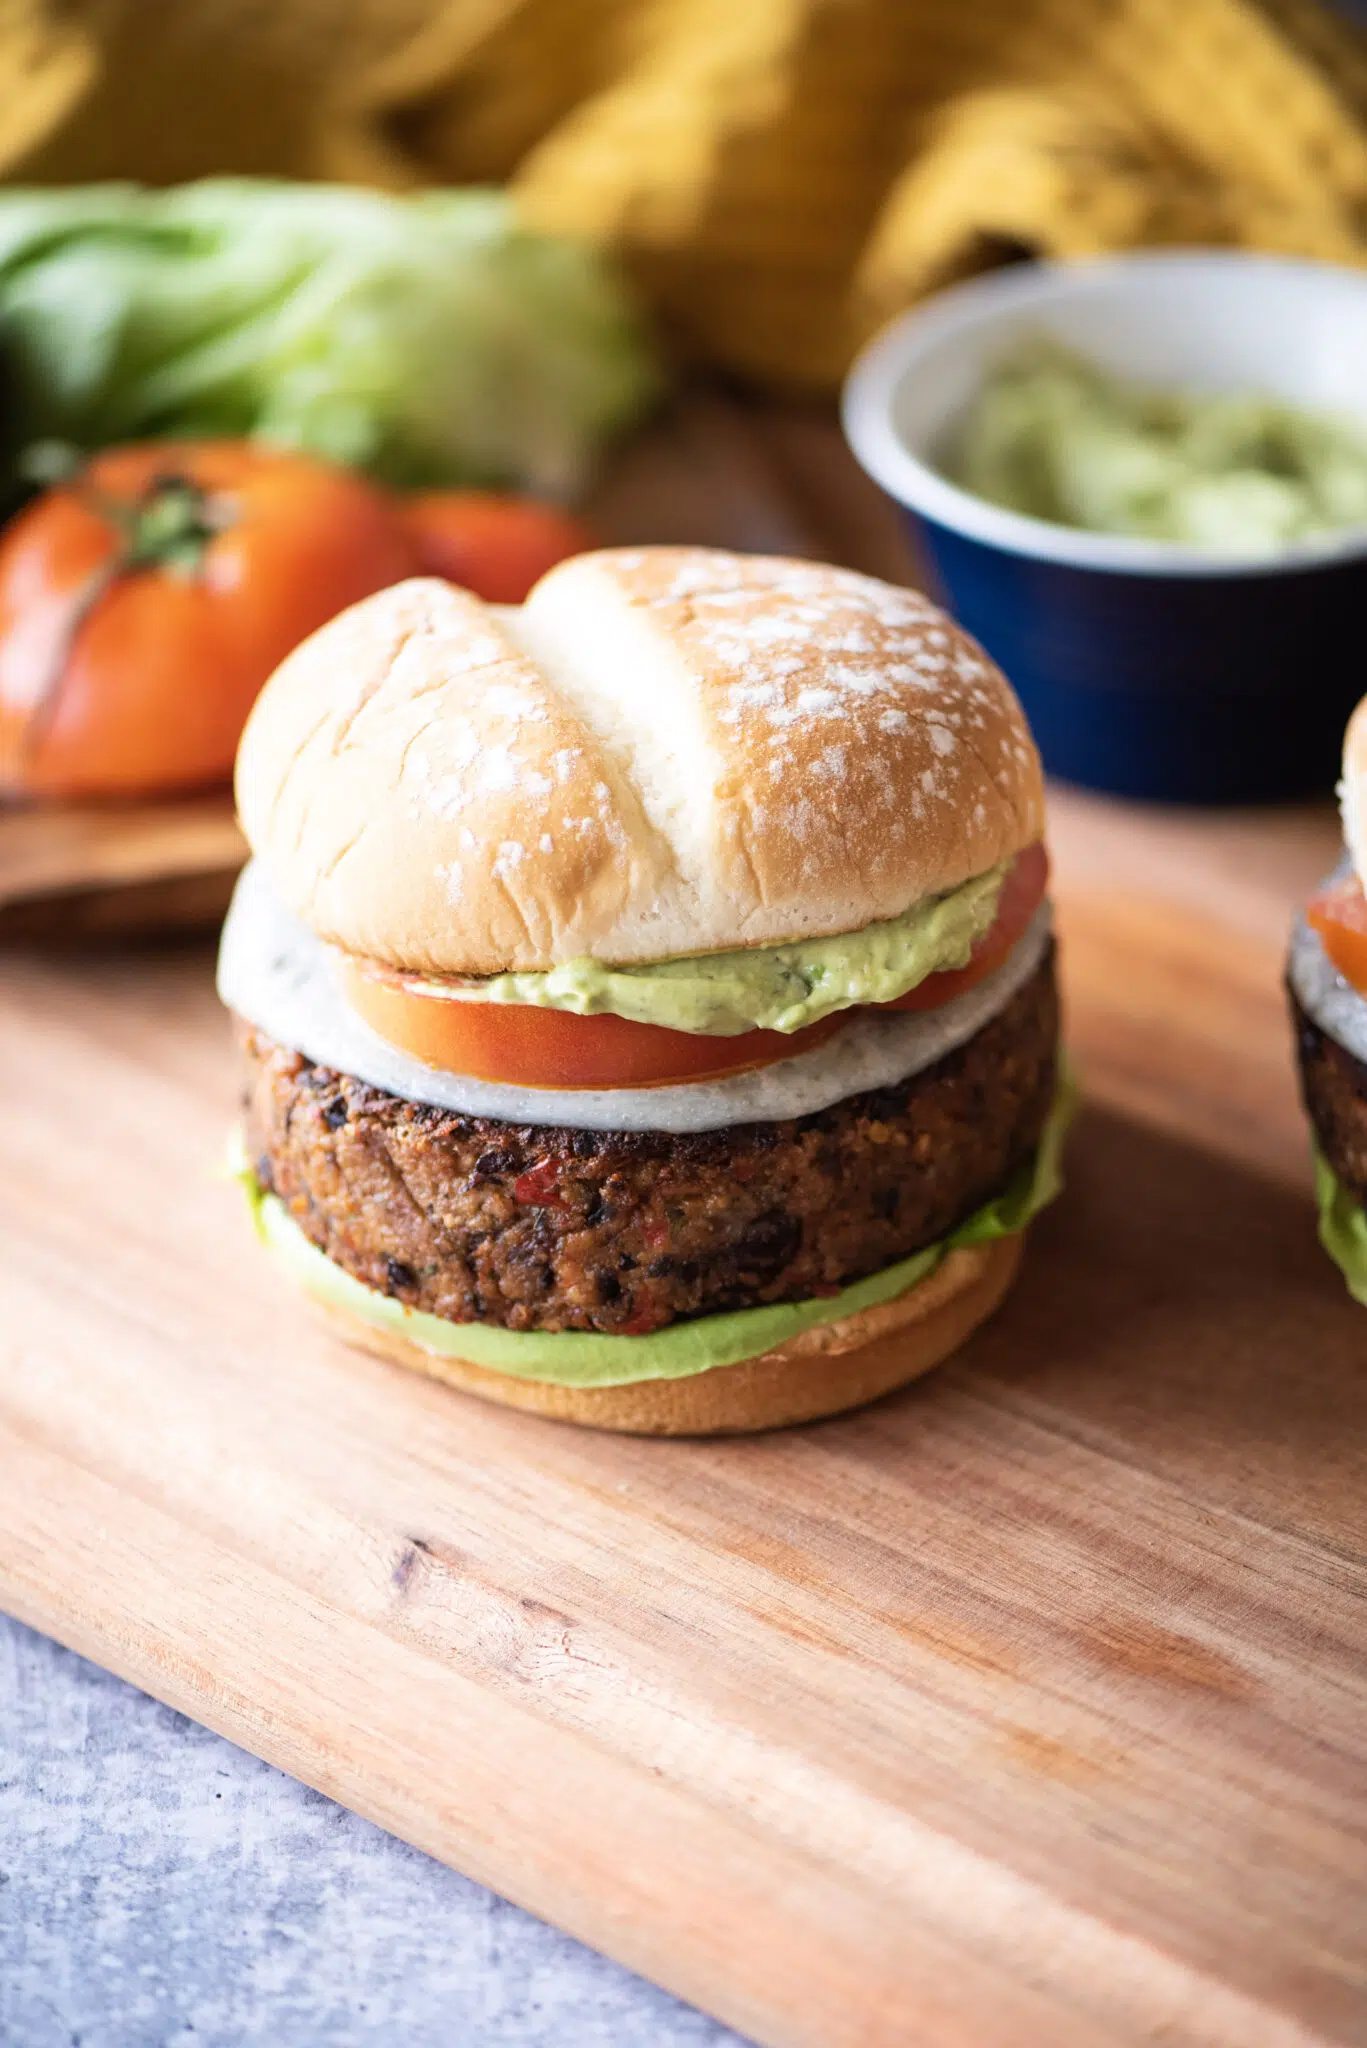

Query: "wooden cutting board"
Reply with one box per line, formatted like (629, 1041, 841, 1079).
(0, 790, 246, 941)
(3, 412, 1367, 2048)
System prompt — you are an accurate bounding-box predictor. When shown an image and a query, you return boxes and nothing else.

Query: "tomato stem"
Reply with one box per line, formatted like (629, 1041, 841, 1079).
(119, 474, 233, 579)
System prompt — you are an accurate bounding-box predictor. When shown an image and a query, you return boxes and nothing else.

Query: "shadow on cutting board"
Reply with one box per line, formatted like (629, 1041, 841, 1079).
(839, 1099, 1367, 1555)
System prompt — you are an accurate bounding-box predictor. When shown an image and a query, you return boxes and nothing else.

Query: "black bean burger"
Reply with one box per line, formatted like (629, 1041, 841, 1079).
(1288, 695, 1367, 1302)
(219, 548, 1068, 1432)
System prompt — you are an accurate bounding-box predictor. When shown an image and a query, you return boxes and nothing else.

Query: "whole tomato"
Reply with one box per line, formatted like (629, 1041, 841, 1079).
(0, 442, 417, 798)
(399, 491, 592, 604)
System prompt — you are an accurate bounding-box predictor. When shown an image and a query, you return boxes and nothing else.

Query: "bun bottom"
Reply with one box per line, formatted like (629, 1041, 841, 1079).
(312, 1233, 1023, 1436)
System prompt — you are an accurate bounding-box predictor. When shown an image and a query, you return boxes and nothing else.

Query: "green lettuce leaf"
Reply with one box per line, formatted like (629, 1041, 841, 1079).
(0, 181, 659, 494)
(235, 1069, 1075, 1388)
(1314, 1148, 1367, 1306)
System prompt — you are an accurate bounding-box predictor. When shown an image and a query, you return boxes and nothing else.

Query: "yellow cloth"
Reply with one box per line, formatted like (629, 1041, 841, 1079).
(3, 0, 1367, 390)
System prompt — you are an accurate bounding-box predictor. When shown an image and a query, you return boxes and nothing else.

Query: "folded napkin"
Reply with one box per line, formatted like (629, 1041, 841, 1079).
(3, 0, 1366, 389)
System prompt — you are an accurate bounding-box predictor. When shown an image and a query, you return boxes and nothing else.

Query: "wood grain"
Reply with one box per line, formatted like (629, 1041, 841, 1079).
(3, 410, 1366, 2047)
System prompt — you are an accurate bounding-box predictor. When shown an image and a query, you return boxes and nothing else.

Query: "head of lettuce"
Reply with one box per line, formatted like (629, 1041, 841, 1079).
(0, 180, 659, 496)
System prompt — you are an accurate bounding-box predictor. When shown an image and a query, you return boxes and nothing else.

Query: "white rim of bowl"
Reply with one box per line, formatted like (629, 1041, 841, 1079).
(840, 250, 1367, 582)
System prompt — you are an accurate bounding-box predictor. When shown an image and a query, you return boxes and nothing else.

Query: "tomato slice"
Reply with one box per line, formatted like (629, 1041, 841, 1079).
(340, 840, 1050, 1089)
(1307, 873, 1367, 995)
(878, 842, 1049, 1013)
(340, 959, 847, 1089)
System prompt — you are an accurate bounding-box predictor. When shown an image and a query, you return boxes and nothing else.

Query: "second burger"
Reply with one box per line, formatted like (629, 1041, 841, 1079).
(219, 547, 1068, 1433)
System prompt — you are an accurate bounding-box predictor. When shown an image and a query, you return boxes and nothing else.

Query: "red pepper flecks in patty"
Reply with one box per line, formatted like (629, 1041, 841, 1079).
(511, 1157, 568, 1206)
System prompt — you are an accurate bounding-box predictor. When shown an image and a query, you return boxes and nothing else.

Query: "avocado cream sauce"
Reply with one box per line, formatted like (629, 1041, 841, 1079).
(411, 864, 1007, 1036)
(946, 341, 1367, 554)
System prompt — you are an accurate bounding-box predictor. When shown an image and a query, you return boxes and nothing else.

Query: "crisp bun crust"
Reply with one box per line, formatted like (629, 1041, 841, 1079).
(236, 550, 1044, 975)
(309, 1235, 1023, 1436)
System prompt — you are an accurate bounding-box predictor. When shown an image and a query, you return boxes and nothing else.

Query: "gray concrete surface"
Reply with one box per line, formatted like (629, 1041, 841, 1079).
(0, 1613, 750, 2048)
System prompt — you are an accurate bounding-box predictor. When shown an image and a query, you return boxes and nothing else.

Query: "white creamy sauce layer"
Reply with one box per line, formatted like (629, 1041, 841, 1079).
(1288, 857, 1367, 1067)
(217, 860, 1053, 1134)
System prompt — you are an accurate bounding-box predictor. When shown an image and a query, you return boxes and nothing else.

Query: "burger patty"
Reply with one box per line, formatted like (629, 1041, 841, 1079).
(240, 947, 1058, 1335)
(1290, 986, 1367, 1201)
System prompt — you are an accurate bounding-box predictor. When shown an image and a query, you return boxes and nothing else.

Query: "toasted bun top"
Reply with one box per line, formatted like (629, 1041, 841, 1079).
(1343, 697, 1367, 890)
(235, 548, 1045, 974)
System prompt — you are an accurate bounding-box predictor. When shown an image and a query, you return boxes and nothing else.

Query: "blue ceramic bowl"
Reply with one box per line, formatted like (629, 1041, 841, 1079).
(841, 252, 1367, 802)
